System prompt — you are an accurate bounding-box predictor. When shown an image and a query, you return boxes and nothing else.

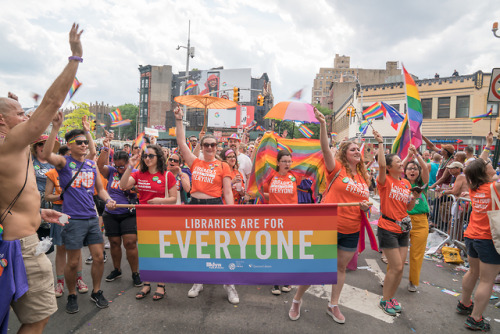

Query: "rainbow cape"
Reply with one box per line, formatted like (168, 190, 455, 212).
(68, 77, 82, 100)
(470, 108, 493, 123)
(247, 131, 326, 202)
(298, 124, 314, 138)
(362, 102, 383, 120)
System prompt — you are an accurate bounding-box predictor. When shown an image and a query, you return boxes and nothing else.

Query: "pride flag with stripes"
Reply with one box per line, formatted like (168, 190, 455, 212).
(298, 124, 314, 138)
(136, 204, 338, 285)
(68, 77, 82, 100)
(133, 132, 148, 151)
(110, 119, 132, 127)
(109, 108, 123, 122)
(362, 102, 383, 120)
(470, 108, 493, 123)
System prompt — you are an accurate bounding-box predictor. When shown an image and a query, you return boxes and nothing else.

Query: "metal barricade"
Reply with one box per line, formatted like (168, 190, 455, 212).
(451, 197, 472, 252)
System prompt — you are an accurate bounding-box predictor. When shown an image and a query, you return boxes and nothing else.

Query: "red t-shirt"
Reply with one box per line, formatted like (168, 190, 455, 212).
(266, 170, 300, 204)
(323, 161, 369, 234)
(131, 170, 176, 204)
(190, 159, 231, 198)
(465, 182, 499, 240)
(377, 174, 411, 234)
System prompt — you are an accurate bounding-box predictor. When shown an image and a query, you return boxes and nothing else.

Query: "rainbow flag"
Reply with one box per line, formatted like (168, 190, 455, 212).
(247, 132, 326, 202)
(109, 108, 123, 122)
(277, 142, 292, 152)
(359, 120, 370, 135)
(187, 140, 194, 152)
(247, 120, 257, 131)
(362, 102, 383, 120)
(110, 119, 132, 127)
(133, 132, 147, 151)
(470, 108, 493, 123)
(330, 132, 338, 137)
(68, 77, 82, 100)
(135, 204, 338, 285)
(184, 80, 198, 95)
(298, 124, 314, 138)
(256, 125, 266, 132)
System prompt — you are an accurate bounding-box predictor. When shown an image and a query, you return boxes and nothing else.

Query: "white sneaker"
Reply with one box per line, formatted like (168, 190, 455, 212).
(188, 284, 203, 298)
(104, 241, 110, 249)
(223, 284, 239, 304)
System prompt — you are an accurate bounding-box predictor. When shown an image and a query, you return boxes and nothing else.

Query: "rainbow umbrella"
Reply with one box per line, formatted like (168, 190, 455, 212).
(264, 101, 320, 124)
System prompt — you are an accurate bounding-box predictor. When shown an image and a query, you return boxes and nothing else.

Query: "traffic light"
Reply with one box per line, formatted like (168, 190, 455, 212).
(91, 120, 96, 131)
(257, 94, 264, 106)
(233, 87, 240, 102)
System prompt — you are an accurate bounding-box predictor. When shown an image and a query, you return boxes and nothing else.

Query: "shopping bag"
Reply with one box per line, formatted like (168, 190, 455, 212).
(487, 184, 500, 254)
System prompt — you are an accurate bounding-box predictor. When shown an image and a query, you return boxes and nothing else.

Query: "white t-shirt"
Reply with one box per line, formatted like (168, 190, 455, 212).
(237, 153, 252, 183)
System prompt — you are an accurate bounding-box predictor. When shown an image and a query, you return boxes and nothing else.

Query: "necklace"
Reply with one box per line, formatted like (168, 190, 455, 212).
(439, 156, 452, 170)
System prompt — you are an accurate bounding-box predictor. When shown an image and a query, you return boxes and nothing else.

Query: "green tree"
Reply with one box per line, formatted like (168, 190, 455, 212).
(107, 104, 139, 140)
(60, 101, 95, 138)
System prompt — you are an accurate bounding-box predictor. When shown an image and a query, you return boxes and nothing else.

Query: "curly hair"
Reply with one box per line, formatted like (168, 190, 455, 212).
(335, 141, 369, 183)
(140, 144, 167, 174)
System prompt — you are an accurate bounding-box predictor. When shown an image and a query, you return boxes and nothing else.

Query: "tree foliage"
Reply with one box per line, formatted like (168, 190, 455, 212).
(60, 101, 95, 138)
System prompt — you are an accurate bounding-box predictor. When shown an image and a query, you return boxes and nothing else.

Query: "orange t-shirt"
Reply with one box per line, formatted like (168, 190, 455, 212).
(93, 173, 108, 196)
(377, 174, 411, 234)
(323, 161, 369, 234)
(190, 158, 231, 198)
(45, 168, 63, 205)
(266, 170, 300, 204)
(464, 182, 498, 240)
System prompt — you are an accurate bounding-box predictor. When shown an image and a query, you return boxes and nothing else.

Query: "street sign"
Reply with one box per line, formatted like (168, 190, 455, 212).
(487, 68, 500, 102)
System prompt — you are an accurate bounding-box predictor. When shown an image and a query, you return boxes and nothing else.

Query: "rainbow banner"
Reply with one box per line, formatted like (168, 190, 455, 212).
(136, 204, 338, 285)
(330, 132, 338, 137)
(110, 119, 132, 127)
(362, 102, 383, 120)
(298, 124, 314, 138)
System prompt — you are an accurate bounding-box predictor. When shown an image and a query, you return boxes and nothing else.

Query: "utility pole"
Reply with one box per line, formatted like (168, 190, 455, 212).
(177, 20, 194, 132)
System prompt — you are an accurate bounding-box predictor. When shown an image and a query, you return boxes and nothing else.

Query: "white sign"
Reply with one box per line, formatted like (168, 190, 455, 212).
(208, 109, 237, 128)
(144, 127, 159, 137)
(487, 68, 500, 103)
(240, 106, 247, 125)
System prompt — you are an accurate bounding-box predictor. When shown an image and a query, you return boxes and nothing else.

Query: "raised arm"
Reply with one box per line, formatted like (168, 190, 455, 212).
(82, 115, 97, 160)
(410, 144, 429, 185)
(96, 135, 111, 178)
(192, 129, 205, 158)
(374, 130, 386, 185)
(41, 111, 66, 169)
(173, 106, 196, 167)
(422, 135, 439, 153)
(480, 132, 494, 162)
(119, 154, 139, 191)
(314, 108, 335, 172)
(4, 24, 83, 152)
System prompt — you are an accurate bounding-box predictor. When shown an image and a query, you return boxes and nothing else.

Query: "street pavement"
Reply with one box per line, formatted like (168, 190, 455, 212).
(8, 200, 500, 333)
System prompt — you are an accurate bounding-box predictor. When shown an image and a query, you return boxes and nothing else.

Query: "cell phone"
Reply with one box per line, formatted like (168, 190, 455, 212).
(411, 183, 427, 192)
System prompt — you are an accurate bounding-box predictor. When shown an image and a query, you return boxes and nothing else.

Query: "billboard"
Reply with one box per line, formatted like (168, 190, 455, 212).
(208, 106, 255, 128)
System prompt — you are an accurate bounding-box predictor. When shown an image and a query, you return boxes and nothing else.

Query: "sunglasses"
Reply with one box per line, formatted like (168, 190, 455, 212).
(168, 158, 180, 163)
(114, 165, 126, 169)
(133, 147, 139, 150)
(203, 143, 217, 149)
(73, 140, 89, 146)
(142, 154, 157, 159)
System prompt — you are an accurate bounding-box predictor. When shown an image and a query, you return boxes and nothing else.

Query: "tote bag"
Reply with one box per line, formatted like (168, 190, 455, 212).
(487, 183, 500, 254)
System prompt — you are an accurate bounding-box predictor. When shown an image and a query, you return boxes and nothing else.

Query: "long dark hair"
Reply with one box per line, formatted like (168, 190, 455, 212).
(465, 159, 490, 191)
(113, 150, 129, 163)
(140, 144, 167, 174)
(404, 161, 424, 186)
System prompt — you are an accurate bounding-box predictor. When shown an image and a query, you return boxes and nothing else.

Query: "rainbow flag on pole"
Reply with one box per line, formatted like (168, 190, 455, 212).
(136, 204, 338, 285)
(298, 124, 314, 138)
(362, 102, 383, 120)
(470, 108, 493, 123)
(68, 77, 82, 100)
(133, 132, 148, 151)
(110, 119, 132, 127)
(109, 108, 123, 122)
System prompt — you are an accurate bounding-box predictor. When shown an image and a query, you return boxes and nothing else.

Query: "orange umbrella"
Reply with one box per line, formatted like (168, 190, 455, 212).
(174, 95, 238, 131)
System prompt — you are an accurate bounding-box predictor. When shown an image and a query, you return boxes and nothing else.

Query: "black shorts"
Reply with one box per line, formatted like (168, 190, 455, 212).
(102, 211, 137, 237)
(465, 238, 500, 265)
(378, 227, 409, 249)
(337, 232, 360, 252)
(93, 195, 106, 216)
(190, 197, 223, 205)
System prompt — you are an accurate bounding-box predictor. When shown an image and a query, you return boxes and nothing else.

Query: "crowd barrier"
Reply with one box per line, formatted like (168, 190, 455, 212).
(426, 189, 471, 254)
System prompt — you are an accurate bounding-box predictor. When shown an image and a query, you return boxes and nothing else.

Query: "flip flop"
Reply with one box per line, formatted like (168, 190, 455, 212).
(136, 283, 151, 300)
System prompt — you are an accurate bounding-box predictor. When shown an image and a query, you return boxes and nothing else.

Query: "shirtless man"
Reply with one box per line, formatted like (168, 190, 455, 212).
(442, 162, 468, 197)
(0, 24, 83, 333)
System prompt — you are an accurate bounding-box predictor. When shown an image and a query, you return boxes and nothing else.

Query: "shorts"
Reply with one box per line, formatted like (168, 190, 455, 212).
(11, 234, 57, 324)
(190, 197, 223, 205)
(61, 216, 103, 250)
(337, 232, 360, 252)
(465, 237, 500, 265)
(93, 195, 106, 216)
(49, 204, 64, 246)
(103, 211, 137, 237)
(378, 227, 409, 249)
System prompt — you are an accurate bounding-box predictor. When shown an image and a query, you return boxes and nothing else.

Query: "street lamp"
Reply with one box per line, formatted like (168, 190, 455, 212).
(493, 22, 500, 38)
(177, 20, 195, 131)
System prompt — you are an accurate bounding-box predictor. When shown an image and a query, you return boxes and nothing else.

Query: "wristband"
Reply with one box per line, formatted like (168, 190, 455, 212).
(128, 165, 133, 170)
(105, 198, 112, 204)
(68, 56, 83, 62)
(101, 147, 109, 151)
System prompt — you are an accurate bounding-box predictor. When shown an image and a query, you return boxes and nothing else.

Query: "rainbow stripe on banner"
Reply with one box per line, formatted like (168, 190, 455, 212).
(362, 102, 383, 120)
(298, 124, 313, 138)
(277, 142, 292, 152)
(136, 204, 338, 285)
(68, 77, 82, 100)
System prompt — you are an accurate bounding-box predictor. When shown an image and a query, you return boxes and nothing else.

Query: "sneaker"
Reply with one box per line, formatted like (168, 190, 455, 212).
(271, 285, 281, 295)
(55, 282, 64, 298)
(76, 279, 89, 294)
(85, 255, 93, 265)
(132, 272, 143, 287)
(104, 241, 110, 249)
(90, 290, 109, 309)
(289, 299, 302, 321)
(223, 284, 239, 304)
(495, 274, 500, 284)
(465, 315, 490, 332)
(103, 251, 107, 263)
(390, 298, 402, 313)
(66, 294, 79, 314)
(456, 300, 474, 315)
(379, 299, 397, 316)
(327, 305, 345, 324)
(281, 285, 292, 292)
(188, 284, 204, 298)
(106, 269, 122, 282)
(407, 282, 417, 292)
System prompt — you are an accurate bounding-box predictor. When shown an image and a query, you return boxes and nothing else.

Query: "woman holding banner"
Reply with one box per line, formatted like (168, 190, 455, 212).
(220, 147, 245, 204)
(375, 130, 418, 316)
(289, 108, 371, 324)
(173, 106, 240, 304)
(120, 144, 177, 301)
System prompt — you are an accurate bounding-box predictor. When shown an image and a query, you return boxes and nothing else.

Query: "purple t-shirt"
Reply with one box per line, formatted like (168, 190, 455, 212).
(105, 166, 136, 215)
(0, 240, 29, 334)
(58, 156, 98, 219)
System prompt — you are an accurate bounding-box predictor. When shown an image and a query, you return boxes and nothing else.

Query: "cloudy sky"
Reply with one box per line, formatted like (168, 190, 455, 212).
(1, 0, 500, 108)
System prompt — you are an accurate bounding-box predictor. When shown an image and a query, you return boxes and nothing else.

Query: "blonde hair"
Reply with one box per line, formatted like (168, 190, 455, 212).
(335, 141, 369, 184)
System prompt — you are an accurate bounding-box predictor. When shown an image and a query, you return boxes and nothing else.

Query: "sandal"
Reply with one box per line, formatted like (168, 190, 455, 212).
(153, 284, 166, 301)
(381, 255, 388, 264)
(136, 283, 151, 300)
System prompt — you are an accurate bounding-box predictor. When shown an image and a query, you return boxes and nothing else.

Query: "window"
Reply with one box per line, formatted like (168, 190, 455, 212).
(390, 104, 400, 111)
(456, 96, 470, 118)
(145, 79, 149, 88)
(438, 97, 450, 118)
(421, 98, 432, 119)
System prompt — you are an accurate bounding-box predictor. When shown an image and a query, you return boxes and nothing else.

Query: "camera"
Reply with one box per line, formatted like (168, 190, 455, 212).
(400, 216, 412, 233)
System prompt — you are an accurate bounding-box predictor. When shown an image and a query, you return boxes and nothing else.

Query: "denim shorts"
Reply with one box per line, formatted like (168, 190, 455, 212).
(61, 216, 103, 250)
(103, 211, 137, 237)
(337, 232, 360, 252)
(378, 227, 409, 249)
(465, 237, 500, 265)
(49, 204, 64, 246)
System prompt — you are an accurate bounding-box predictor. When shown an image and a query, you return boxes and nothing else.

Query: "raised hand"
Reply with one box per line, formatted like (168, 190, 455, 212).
(52, 111, 64, 129)
(82, 115, 90, 132)
(69, 23, 83, 58)
(408, 144, 417, 156)
(486, 132, 494, 146)
(129, 153, 140, 167)
(7, 92, 18, 101)
(173, 105, 183, 120)
(314, 107, 325, 125)
(373, 130, 383, 143)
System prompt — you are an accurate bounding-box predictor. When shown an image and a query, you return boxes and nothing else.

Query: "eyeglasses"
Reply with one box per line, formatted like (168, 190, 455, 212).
(407, 167, 418, 171)
(168, 158, 180, 163)
(280, 160, 293, 164)
(34, 142, 44, 148)
(133, 146, 139, 150)
(142, 154, 157, 159)
(74, 140, 89, 146)
(226, 155, 236, 159)
(486, 160, 492, 165)
(203, 143, 217, 149)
